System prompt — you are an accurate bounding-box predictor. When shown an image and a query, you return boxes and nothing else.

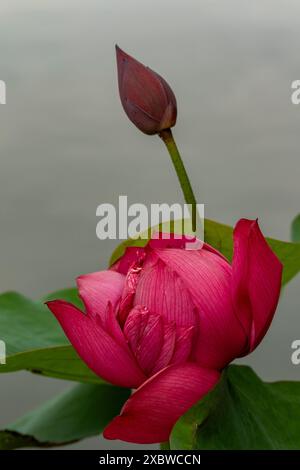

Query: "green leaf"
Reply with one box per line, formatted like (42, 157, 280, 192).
(291, 214, 300, 243)
(170, 365, 300, 450)
(110, 218, 300, 286)
(0, 291, 103, 384)
(0, 382, 130, 449)
(42, 287, 83, 309)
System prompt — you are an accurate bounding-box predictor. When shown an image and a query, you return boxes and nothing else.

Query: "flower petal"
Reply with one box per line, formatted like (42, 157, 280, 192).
(134, 252, 197, 327)
(111, 246, 146, 275)
(151, 322, 176, 374)
(124, 306, 163, 375)
(118, 261, 143, 326)
(46, 300, 146, 388)
(138, 245, 247, 369)
(76, 270, 125, 320)
(103, 363, 220, 444)
(148, 233, 196, 250)
(172, 326, 195, 365)
(232, 219, 283, 352)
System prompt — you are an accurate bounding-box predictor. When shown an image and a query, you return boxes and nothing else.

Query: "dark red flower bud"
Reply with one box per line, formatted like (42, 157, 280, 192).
(116, 46, 177, 135)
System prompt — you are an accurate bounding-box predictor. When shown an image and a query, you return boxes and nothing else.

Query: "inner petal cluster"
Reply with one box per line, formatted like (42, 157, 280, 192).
(111, 247, 199, 376)
(123, 304, 195, 376)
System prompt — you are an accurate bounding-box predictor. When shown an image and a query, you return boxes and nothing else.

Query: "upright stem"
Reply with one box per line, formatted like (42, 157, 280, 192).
(159, 128, 197, 231)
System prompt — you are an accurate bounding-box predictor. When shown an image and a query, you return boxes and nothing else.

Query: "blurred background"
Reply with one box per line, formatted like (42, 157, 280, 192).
(0, 0, 300, 449)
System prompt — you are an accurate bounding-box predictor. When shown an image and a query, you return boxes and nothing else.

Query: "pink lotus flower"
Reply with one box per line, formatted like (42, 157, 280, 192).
(47, 219, 282, 444)
(116, 46, 177, 135)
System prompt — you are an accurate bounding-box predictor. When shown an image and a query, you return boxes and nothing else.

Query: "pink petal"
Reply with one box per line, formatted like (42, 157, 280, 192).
(118, 261, 143, 326)
(151, 322, 176, 374)
(103, 363, 220, 444)
(172, 326, 195, 365)
(76, 270, 127, 346)
(46, 300, 146, 388)
(148, 233, 196, 250)
(137, 245, 247, 369)
(112, 246, 146, 275)
(134, 252, 197, 327)
(76, 270, 125, 320)
(105, 301, 126, 346)
(149, 234, 228, 261)
(232, 219, 283, 352)
(124, 306, 163, 375)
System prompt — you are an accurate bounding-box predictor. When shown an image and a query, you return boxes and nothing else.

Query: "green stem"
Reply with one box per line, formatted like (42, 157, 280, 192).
(159, 128, 197, 231)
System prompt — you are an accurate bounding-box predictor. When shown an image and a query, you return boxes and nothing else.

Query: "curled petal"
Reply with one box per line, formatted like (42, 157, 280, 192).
(111, 246, 146, 275)
(172, 325, 195, 365)
(46, 300, 145, 388)
(151, 322, 176, 374)
(118, 261, 143, 326)
(232, 219, 283, 352)
(76, 270, 127, 345)
(124, 306, 163, 375)
(105, 301, 127, 346)
(103, 363, 220, 444)
(76, 270, 125, 320)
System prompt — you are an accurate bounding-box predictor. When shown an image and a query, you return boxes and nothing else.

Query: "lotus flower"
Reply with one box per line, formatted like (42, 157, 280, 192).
(116, 46, 177, 135)
(47, 219, 282, 444)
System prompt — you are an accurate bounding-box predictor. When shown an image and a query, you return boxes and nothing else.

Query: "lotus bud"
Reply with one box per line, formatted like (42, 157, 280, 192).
(116, 45, 177, 135)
